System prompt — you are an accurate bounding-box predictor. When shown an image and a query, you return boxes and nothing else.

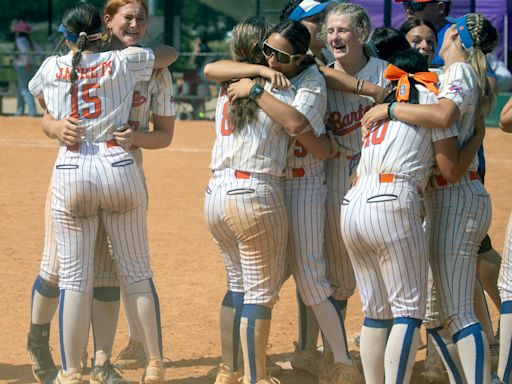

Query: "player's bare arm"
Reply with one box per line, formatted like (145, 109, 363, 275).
(295, 130, 338, 160)
(40, 108, 83, 146)
(361, 98, 460, 130)
(114, 115, 175, 150)
(204, 60, 290, 89)
(433, 115, 485, 183)
(319, 66, 386, 103)
(227, 78, 309, 136)
(500, 97, 512, 132)
(151, 45, 179, 68)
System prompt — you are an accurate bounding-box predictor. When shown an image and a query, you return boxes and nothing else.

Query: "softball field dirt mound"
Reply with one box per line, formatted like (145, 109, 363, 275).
(1, 117, 510, 383)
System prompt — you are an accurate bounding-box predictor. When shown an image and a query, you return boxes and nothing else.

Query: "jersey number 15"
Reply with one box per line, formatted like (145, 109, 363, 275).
(71, 84, 101, 119)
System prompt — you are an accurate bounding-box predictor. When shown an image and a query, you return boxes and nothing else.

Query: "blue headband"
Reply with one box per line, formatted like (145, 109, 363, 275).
(447, 15, 474, 53)
(58, 24, 102, 44)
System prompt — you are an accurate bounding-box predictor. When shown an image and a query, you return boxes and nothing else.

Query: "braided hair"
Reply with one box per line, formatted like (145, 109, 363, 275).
(280, 0, 302, 20)
(60, 3, 102, 94)
(465, 13, 498, 117)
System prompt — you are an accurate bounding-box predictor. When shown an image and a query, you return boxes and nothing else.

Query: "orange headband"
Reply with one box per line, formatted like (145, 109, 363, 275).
(384, 64, 439, 102)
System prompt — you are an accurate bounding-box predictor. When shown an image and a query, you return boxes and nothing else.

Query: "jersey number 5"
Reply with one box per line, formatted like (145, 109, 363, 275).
(363, 120, 389, 148)
(71, 83, 101, 119)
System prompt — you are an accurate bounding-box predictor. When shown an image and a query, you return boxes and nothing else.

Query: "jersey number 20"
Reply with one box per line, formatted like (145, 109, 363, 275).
(71, 84, 101, 119)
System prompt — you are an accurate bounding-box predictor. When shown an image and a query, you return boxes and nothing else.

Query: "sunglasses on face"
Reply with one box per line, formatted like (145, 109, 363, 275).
(403, 1, 437, 12)
(262, 41, 302, 64)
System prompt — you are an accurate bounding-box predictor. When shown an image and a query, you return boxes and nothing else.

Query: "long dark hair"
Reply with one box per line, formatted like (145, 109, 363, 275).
(368, 27, 410, 61)
(60, 3, 102, 93)
(384, 48, 430, 105)
(270, 20, 315, 66)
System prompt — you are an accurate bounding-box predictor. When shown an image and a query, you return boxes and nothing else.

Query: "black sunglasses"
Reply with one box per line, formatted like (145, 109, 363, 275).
(403, 1, 437, 12)
(262, 41, 302, 64)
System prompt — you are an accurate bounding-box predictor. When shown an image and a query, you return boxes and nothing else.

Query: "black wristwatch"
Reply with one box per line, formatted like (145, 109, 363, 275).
(249, 83, 264, 101)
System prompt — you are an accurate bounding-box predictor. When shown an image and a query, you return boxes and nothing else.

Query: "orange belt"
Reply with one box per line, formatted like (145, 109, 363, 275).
(431, 171, 480, 188)
(352, 173, 395, 187)
(234, 170, 251, 179)
(234, 168, 306, 180)
(291, 168, 305, 178)
(67, 139, 119, 152)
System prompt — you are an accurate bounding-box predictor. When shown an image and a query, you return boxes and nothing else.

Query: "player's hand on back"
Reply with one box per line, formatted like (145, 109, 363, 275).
(227, 78, 255, 103)
(113, 127, 135, 150)
(361, 103, 389, 133)
(57, 117, 84, 146)
(259, 67, 290, 90)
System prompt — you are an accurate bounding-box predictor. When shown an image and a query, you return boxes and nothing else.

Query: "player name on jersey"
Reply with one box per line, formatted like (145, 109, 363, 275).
(328, 102, 375, 136)
(55, 61, 113, 80)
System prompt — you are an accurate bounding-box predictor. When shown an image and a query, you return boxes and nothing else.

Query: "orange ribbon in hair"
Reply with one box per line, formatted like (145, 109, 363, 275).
(384, 64, 439, 102)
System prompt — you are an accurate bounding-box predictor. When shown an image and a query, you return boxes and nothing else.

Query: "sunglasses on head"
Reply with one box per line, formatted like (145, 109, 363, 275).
(403, 1, 437, 12)
(262, 41, 302, 64)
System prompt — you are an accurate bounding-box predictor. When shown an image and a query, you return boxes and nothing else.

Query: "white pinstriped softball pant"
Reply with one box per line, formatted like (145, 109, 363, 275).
(204, 168, 288, 306)
(340, 175, 428, 320)
(424, 175, 492, 334)
(51, 142, 151, 291)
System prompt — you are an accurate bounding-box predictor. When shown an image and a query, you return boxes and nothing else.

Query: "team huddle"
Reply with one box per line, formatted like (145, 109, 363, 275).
(22, 0, 512, 383)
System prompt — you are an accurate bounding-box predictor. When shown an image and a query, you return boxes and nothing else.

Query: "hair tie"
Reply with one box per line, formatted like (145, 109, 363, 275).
(384, 64, 439, 102)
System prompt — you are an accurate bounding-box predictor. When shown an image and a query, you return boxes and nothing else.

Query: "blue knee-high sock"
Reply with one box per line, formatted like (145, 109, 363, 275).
(453, 323, 487, 384)
(221, 291, 244, 371)
(327, 297, 350, 357)
(148, 279, 163, 358)
(360, 318, 393, 384)
(92, 287, 120, 366)
(499, 301, 512, 382)
(297, 293, 320, 351)
(31, 275, 60, 325)
(428, 326, 464, 384)
(390, 317, 422, 384)
(240, 304, 272, 384)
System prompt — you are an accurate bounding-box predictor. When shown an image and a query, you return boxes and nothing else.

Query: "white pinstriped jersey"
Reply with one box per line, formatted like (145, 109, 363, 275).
(286, 64, 327, 172)
(434, 62, 479, 172)
(326, 56, 389, 156)
(209, 81, 295, 176)
(357, 86, 458, 190)
(128, 68, 176, 132)
(29, 47, 155, 143)
(127, 68, 176, 166)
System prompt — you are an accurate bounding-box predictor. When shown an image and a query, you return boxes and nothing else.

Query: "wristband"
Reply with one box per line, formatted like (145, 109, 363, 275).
(387, 101, 397, 120)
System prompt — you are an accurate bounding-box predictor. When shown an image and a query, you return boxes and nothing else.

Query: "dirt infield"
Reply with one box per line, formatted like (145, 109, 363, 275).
(1, 117, 511, 383)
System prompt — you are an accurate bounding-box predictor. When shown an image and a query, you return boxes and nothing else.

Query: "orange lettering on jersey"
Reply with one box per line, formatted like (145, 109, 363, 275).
(55, 67, 71, 80)
(101, 60, 113, 76)
(220, 99, 233, 136)
(294, 141, 307, 158)
(364, 120, 389, 148)
(78, 67, 90, 80)
(132, 91, 147, 107)
(328, 103, 375, 136)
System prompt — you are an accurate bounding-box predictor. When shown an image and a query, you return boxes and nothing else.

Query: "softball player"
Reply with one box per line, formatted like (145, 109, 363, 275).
(204, 18, 296, 384)
(211, 19, 367, 384)
(342, 48, 456, 384)
(323, 1, 389, 316)
(27, 0, 176, 381)
(28, 3, 176, 383)
(495, 96, 512, 384)
(362, 13, 498, 384)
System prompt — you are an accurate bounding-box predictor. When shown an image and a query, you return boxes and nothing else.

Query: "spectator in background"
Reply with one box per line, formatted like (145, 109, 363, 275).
(395, 0, 452, 67)
(11, 20, 38, 116)
(487, 52, 512, 92)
